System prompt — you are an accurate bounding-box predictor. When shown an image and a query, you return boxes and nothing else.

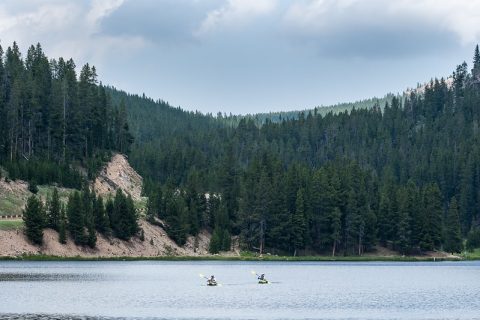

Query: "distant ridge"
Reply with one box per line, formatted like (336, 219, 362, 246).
(221, 94, 396, 126)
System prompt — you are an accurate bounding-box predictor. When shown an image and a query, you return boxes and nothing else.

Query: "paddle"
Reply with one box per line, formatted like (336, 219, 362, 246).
(250, 270, 269, 283)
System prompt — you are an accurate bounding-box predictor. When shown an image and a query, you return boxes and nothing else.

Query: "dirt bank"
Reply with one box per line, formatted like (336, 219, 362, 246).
(0, 219, 215, 258)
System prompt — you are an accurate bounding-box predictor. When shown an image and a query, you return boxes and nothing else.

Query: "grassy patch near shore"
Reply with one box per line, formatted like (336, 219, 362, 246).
(463, 249, 480, 260)
(0, 251, 469, 262)
(0, 219, 24, 230)
(0, 193, 26, 216)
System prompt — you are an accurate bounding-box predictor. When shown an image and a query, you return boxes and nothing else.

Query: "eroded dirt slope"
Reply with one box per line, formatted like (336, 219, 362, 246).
(93, 154, 143, 201)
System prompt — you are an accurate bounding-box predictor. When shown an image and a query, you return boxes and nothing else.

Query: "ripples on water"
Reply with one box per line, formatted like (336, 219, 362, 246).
(0, 261, 479, 320)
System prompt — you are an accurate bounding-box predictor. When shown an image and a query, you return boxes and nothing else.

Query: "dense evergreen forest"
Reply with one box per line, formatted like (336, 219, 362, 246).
(23, 188, 138, 247)
(224, 94, 396, 126)
(0, 42, 132, 188)
(0, 42, 136, 246)
(124, 46, 480, 255)
(3, 41, 480, 255)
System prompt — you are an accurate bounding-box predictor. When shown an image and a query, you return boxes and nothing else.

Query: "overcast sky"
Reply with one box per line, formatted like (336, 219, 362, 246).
(1, 0, 479, 114)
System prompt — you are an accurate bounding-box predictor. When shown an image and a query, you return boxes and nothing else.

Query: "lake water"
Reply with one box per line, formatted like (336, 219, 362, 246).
(0, 260, 479, 320)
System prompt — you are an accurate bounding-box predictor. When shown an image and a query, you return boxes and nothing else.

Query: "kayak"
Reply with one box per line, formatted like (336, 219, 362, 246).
(258, 279, 269, 284)
(207, 281, 218, 286)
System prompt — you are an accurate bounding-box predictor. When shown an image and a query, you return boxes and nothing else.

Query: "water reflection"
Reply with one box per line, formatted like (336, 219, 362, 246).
(0, 273, 104, 282)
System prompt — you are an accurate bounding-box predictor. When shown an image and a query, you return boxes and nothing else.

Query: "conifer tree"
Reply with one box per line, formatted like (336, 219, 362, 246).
(396, 188, 411, 255)
(466, 227, 480, 251)
(23, 195, 45, 245)
(209, 228, 221, 254)
(291, 189, 306, 256)
(67, 192, 85, 245)
(330, 207, 341, 256)
(46, 187, 61, 230)
(444, 197, 463, 253)
(93, 195, 110, 235)
(58, 205, 67, 244)
(473, 44, 480, 74)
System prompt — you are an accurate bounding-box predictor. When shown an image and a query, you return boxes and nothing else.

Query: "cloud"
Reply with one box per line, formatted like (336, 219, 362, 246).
(0, 0, 144, 70)
(100, 0, 221, 45)
(282, 0, 479, 59)
(87, 0, 124, 30)
(195, 0, 277, 36)
(389, 0, 480, 45)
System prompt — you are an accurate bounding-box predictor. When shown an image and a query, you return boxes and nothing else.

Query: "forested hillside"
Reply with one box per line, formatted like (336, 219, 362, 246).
(0, 42, 137, 248)
(0, 42, 132, 188)
(2, 41, 480, 256)
(124, 46, 480, 256)
(224, 94, 396, 126)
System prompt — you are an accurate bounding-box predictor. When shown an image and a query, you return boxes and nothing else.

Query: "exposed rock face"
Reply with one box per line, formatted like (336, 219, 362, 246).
(92, 154, 143, 201)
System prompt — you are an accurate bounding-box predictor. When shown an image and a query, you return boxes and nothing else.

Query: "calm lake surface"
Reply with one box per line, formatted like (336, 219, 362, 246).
(0, 260, 479, 320)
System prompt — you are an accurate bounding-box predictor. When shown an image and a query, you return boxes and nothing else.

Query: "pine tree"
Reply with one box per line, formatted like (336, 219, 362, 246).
(420, 184, 443, 250)
(473, 44, 480, 76)
(67, 192, 85, 245)
(330, 207, 341, 256)
(23, 195, 45, 245)
(396, 188, 411, 255)
(291, 189, 306, 256)
(209, 228, 221, 254)
(111, 190, 138, 240)
(46, 187, 61, 230)
(58, 205, 67, 244)
(444, 197, 463, 253)
(222, 229, 232, 251)
(466, 227, 480, 251)
(93, 195, 110, 235)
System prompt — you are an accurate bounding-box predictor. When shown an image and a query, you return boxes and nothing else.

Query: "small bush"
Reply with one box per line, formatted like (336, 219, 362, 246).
(466, 227, 480, 251)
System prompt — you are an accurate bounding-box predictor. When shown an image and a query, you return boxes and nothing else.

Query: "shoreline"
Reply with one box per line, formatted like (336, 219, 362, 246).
(0, 254, 474, 262)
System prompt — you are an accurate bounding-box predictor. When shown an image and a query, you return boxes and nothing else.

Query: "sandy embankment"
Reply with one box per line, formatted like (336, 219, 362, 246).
(0, 153, 221, 258)
(0, 220, 212, 258)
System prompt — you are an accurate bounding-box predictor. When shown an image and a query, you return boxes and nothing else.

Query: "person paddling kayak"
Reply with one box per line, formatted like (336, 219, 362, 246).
(258, 273, 268, 284)
(207, 275, 217, 286)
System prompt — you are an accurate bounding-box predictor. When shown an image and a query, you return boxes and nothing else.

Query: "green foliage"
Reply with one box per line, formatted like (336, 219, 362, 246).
(466, 227, 480, 251)
(209, 228, 221, 254)
(209, 227, 231, 253)
(291, 189, 307, 255)
(444, 197, 463, 253)
(67, 192, 85, 245)
(23, 195, 45, 245)
(46, 188, 61, 230)
(0, 220, 24, 230)
(110, 189, 138, 240)
(93, 195, 110, 235)
(123, 46, 480, 256)
(6, 42, 480, 257)
(64, 189, 138, 246)
(28, 180, 38, 194)
(58, 206, 67, 244)
(0, 42, 132, 189)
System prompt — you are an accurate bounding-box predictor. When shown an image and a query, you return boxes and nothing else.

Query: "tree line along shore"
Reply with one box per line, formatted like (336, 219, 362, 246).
(1, 42, 480, 257)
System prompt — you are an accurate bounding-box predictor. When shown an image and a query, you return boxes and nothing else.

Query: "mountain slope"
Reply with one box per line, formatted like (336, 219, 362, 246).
(0, 154, 212, 257)
(117, 47, 480, 256)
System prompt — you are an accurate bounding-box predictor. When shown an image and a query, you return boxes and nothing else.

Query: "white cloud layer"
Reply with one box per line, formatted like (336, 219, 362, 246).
(0, 0, 479, 113)
(284, 0, 480, 46)
(0, 0, 145, 70)
(196, 0, 277, 36)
